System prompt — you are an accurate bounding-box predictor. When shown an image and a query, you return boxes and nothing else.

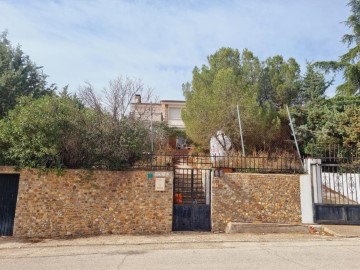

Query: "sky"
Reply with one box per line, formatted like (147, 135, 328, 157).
(0, 0, 351, 100)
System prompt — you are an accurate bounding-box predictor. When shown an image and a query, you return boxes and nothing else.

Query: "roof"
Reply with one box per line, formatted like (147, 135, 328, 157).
(160, 100, 186, 103)
(130, 102, 161, 105)
(130, 100, 186, 105)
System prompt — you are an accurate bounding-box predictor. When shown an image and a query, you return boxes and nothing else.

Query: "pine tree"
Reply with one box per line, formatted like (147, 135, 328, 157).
(0, 32, 55, 118)
(316, 0, 360, 96)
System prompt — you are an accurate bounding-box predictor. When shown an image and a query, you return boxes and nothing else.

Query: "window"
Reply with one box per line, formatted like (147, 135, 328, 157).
(168, 108, 182, 120)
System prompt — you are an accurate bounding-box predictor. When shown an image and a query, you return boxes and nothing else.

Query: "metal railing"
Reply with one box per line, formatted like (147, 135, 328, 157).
(132, 153, 303, 174)
(316, 164, 360, 205)
(309, 144, 359, 164)
(1, 152, 303, 173)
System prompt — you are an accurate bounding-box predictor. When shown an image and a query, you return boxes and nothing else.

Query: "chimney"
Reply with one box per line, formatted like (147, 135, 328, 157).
(135, 94, 141, 104)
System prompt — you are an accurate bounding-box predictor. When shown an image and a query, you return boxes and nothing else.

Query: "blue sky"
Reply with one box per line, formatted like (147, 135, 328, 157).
(0, 0, 351, 100)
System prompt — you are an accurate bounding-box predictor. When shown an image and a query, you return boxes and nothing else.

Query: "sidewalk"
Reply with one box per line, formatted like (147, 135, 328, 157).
(0, 231, 333, 250)
(321, 224, 360, 237)
(1, 224, 360, 250)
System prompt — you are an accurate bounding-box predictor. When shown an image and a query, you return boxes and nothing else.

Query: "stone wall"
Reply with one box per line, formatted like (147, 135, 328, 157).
(212, 173, 301, 232)
(0, 166, 303, 237)
(0, 167, 173, 238)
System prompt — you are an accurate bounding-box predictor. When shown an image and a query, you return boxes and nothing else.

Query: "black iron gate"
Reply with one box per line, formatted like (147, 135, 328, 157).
(0, 174, 20, 236)
(173, 169, 211, 231)
(312, 164, 360, 224)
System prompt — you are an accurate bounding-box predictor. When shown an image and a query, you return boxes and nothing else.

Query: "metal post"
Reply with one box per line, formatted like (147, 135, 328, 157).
(286, 104, 303, 168)
(191, 169, 194, 203)
(150, 102, 154, 153)
(236, 104, 245, 157)
(310, 163, 316, 222)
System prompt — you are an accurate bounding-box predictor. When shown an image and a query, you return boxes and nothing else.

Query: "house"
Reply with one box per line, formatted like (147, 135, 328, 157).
(130, 95, 188, 149)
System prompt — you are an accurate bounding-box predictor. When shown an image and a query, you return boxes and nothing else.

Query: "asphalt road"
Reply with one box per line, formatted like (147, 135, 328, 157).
(1, 236, 360, 270)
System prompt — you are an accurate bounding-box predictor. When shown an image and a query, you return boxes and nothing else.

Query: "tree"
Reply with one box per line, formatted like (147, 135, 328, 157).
(0, 95, 82, 168)
(293, 95, 360, 156)
(263, 55, 302, 108)
(182, 47, 300, 153)
(78, 76, 155, 121)
(182, 48, 242, 151)
(316, 0, 360, 96)
(340, 104, 360, 149)
(0, 31, 55, 118)
(78, 76, 156, 165)
(300, 63, 331, 104)
(0, 93, 150, 169)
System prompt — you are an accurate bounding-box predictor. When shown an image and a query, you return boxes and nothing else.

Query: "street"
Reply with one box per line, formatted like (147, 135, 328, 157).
(1, 233, 360, 269)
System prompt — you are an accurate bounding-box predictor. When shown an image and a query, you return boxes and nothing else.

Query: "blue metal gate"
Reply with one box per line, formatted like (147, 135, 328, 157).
(173, 169, 211, 231)
(0, 174, 20, 236)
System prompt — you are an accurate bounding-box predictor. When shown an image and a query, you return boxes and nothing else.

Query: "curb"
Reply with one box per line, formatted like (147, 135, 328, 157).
(225, 222, 310, 234)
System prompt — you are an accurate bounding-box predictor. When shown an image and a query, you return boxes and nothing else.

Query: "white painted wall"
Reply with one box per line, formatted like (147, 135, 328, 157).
(300, 174, 314, 224)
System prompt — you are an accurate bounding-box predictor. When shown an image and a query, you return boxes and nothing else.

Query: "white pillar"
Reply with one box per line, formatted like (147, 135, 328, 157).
(300, 159, 322, 224)
(304, 159, 322, 204)
(300, 174, 314, 223)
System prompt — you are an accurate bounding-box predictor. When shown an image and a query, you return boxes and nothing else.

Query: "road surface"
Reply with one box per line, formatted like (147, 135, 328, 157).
(1, 234, 360, 270)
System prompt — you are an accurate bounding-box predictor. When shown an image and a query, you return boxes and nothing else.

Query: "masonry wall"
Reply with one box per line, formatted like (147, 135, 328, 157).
(0, 167, 303, 237)
(212, 173, 301, 232)
(0, 167, 173, 238)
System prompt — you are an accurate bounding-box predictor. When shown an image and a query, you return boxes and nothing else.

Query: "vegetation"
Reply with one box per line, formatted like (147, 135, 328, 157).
(0, 31, 55, 118)
(1, 0, 360, 168)
(293, 95, 360, 156)
(182, 48, 308, 153)
(152, 122, 187, 152)
(300, 0, 360, 156)
(0, 33, 177, 169)
(0, 63, 155, 169)
(315, 0, 360, 96)
(183, 47, 358, 156)
(183, 1, 360, 157)
(0, 91, 150, 169)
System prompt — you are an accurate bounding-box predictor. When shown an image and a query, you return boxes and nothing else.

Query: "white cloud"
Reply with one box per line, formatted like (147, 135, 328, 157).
(0, 0, 350, 98)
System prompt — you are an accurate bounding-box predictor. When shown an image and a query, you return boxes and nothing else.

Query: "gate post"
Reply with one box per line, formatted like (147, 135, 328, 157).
(300, 174, 314, 224)
(307, 159, 322, 204)
(205, 170, 211, 205)
(315, 163, 323, 204)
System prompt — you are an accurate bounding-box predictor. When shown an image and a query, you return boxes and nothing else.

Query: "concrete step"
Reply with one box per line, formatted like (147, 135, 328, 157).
(225, 222, 310, 234)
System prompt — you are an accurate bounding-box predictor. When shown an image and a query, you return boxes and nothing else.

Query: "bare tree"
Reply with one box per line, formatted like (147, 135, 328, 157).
(78, 82, 103, 114)
(75, 76, 156, 169)
(78, 76, 156, 120)
(104, 76, 154, 120)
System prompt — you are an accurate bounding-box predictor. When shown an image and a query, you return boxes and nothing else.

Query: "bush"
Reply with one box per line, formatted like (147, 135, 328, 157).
(0, 95, 150, 169)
